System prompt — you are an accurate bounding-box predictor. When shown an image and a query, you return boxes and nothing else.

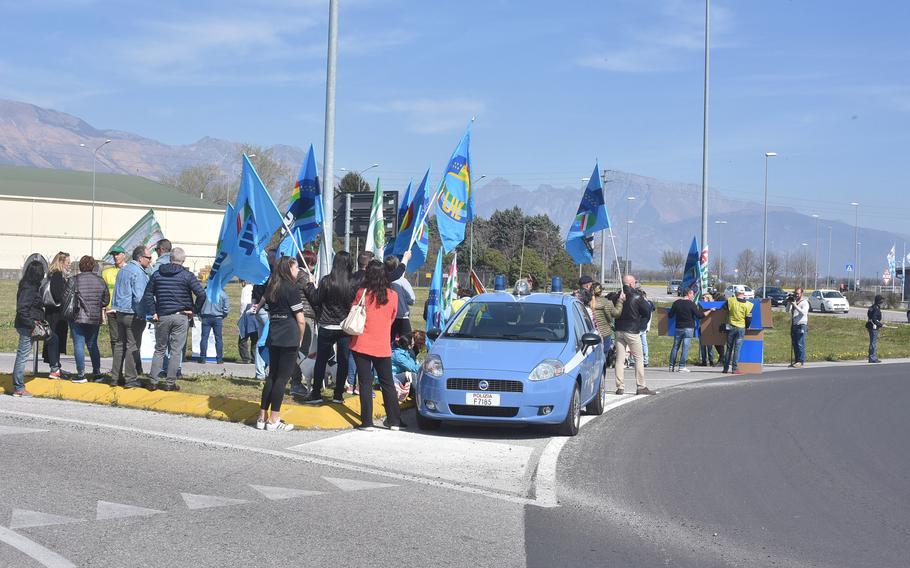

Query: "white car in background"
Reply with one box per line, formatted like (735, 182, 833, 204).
(723, 285, 755, 299)
(808, 289, 850, 313)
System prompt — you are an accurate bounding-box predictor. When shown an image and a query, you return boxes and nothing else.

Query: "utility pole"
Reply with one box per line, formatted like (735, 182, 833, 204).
(600, 168, 609, 283)
(320, 0, 339, 276)
(700, 0, 710, 275)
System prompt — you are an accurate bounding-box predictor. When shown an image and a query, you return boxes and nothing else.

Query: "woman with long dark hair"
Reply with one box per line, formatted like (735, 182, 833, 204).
(350, 259, 401, 430)
(256, 256, 307, 431)
(303, 250, 355, 405)
(12, 258, 56, 397)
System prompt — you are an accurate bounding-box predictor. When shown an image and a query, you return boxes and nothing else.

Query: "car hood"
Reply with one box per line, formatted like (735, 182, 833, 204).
(432, 338, 569, 373)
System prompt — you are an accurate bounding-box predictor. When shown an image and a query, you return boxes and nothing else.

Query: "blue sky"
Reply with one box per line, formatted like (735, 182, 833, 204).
(2, 0, 909, 234)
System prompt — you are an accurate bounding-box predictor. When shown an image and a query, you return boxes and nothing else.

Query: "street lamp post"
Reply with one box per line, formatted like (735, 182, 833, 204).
(826, 225, 833, 288)
(624, 220, 634, 273)
(857, 241, 863, 291)
(80, 139, 112, 257)
(624, 196, 636, 275)
(714, 219, 727, 282)
(801, 242, 809, 288)
(519, 225, 534, 280)
(469, 174, 486, 274)
(811, 214, 820, 290)
(851, 202, 860, 291)
(761, 152, 777, 298)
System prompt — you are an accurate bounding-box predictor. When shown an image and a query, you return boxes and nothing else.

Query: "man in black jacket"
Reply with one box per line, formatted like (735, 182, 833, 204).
(866, 295, 885, 363)
(613, 274, 657, 395)
(143, 248, 205, 390)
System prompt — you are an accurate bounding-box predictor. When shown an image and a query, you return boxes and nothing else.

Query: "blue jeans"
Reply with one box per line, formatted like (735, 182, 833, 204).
(669, 327, 695, 368)
(868, 327, 879, 361)
(640, 331, 649, 365)
(724, 326, 746, 371)
(200, 315, 224, 361)
(790, 324, 807, 363)
(12, 328, 31, 390)
(347, 350, 356, 386)
(254, 311, 268, 379)
(70, 323, 101, 377)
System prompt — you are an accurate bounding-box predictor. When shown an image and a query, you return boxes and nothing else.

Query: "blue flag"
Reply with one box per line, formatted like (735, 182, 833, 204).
(206, 202, 236, 304)
(435, 125, 472, 253)
(391, 180, 414, 256)
(278, 144, 322, 259)
(230, 154, 285, 285)
(406, 169, 432, 272)
(565, 163, 611, 264)
(681, 236, 702, 299)
(425, 252, 446, 348)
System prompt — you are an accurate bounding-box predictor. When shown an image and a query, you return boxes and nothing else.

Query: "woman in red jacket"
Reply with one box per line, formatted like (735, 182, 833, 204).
(350, 260, 401, 430)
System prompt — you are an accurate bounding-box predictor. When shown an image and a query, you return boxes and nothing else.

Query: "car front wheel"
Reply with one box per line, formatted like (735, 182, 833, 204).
(585, 373, 607, 416)
(557, 384, 581, 436)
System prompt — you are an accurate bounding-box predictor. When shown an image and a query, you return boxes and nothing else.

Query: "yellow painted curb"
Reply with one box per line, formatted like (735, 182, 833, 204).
(0, 374, 413, 429)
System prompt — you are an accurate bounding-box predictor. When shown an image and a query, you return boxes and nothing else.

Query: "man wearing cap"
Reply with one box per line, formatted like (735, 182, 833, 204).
(722, 285, 754, 375)
(101, 246, 127, 384)
(575, 275, 594, 305)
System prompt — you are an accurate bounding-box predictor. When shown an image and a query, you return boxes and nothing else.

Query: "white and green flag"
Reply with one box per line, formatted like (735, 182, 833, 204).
(443, 252, 459, 319)
(102, 209, 165, 265)
(363, 178, 385, 261)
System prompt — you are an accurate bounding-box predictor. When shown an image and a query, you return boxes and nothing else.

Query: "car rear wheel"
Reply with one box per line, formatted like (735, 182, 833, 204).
(557, 385, 581, 436)
(416, 411, 441, 430)
(585, 373, 607, 416)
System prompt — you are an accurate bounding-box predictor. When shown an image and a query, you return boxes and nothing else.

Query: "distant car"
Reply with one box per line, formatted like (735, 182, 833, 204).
(756, 286, 789, 306)
(415, 291, 606, 437)
(667, 279, 682, 295)
(808, 289, 850, 313)
(723, 285, 755, 300)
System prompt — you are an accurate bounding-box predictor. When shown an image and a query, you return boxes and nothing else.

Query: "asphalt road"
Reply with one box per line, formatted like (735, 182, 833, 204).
(525, 362, 910, 567)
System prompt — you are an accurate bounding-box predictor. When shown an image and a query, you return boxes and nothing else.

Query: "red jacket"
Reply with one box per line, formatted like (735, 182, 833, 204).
(350, 288, 398, 358)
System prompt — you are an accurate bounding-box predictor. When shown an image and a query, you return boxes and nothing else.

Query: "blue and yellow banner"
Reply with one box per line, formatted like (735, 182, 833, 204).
(435, 125, 472, 253)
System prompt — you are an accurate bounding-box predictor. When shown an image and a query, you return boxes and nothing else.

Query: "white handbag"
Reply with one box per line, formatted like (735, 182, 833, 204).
(341, 292, 367, 336)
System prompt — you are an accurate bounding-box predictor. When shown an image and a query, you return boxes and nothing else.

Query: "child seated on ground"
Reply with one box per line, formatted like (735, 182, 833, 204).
(392, 333, 420, 401)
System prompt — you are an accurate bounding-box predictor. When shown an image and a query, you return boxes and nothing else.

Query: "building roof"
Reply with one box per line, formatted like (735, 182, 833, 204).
(0, 165, 222, 211)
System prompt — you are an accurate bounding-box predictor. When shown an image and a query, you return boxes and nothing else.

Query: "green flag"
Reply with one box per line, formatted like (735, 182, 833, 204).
(102, 209, 165, 265)
(364, 178, 385, 260)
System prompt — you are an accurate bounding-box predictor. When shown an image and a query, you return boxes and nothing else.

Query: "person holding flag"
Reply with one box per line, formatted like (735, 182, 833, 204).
(565, 163, 611, 265)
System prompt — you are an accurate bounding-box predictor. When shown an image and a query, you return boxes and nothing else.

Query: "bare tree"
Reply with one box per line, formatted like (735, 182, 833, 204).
(766, 251, 782, 284)
(161, 164, 222, 198)
(736, 248, 759, 284)
(660, 249, 686, 278)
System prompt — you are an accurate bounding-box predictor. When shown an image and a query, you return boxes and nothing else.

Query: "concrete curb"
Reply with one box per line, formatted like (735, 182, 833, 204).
(0, 374, 412, 429)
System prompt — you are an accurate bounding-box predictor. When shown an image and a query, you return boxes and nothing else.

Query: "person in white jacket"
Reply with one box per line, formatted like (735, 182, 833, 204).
(786, 287, 810, 368)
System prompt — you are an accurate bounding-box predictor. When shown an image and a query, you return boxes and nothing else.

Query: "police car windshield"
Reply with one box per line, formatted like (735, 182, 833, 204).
(443, 302, 568, 342)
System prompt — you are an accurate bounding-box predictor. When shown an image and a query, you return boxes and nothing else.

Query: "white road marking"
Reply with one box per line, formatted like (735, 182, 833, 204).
(249, 485, 324, 500)
(533, 395, 646, 507)
(0, 408, 543, 507)
(8, 509, 83, 530)
(181, 493, 249, 510)
(322, 476, 398, 492)
(0, 425, 48, 435)
(0, 526, 75, 568)
(95, 500, 165, 520)
(289, 430, 535, 495)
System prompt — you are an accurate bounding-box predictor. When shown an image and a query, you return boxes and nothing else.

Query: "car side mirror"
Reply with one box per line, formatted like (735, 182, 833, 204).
(427, 328, 441, 341)
(581, 333, 602, 349)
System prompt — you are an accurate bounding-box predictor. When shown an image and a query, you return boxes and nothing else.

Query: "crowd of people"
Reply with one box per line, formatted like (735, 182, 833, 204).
(12, 240, 423, 433)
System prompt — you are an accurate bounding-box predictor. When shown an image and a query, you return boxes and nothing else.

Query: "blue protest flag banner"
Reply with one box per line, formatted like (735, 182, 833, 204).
(435, 125, 472, 253)
(278, 144, 322, 258)
(681, 236, 702, 299)
(565, 163, 611, 264)
(392, 180, 415, 256)
(406, 170, 432, 272)
(230, 154, 285, 285)
(425, 252, 445, 348)
(206, 202, 236, 304)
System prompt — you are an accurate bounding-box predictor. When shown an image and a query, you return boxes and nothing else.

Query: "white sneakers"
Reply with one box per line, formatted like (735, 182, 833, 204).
(266, 420, 294, 432)
(255, 419, 266, 430)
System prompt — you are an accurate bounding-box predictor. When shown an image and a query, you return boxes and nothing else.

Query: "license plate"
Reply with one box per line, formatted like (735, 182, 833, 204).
(466, 393, 500, 406)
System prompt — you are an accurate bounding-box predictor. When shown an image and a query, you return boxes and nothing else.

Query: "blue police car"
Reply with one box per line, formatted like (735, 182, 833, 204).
(415, 286, 607, 436)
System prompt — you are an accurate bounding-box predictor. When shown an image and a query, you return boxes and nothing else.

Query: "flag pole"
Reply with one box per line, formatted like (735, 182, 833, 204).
(278, 217, 313, 276)
(607, 227, 623, 283)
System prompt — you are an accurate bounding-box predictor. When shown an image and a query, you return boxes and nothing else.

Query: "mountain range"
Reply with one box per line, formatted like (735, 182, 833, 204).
(1, 98, 906, 278)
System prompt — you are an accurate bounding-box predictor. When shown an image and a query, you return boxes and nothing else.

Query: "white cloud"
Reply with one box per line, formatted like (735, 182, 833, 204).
(361, 97, 485, 134)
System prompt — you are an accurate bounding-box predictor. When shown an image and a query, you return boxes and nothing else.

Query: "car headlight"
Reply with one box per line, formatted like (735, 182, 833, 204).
(422, 354, 444, 378)
(529, 359, 565, 381)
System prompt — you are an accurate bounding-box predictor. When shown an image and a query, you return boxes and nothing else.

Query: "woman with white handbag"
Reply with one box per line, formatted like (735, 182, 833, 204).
(349, 260, 401, 431)
(303, 251, 356, 405)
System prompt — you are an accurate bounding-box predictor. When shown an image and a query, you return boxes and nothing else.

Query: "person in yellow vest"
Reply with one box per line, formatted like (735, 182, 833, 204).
(722, 285, 754, 375)
(101, 246, 127, 384)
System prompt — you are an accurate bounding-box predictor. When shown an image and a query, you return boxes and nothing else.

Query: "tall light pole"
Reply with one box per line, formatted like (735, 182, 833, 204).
(714, 219, 727, 281)
(761, 151, 777, 298)
(320, 0, 340, 277)
(857, 241, 863, 291)
(811, 213, 820, 290)
(850, 202, 860, 291)
(469, 174, 486, 274)
(624, 220, 634, 273)
(338, 163, 379, 252)
(623, 196, 636, 275)
(519, 225, 535, 280)
(700, 0, 711, 267)
(801, 242, 809, 288)
(826, 225, 833, 288)
(81, 139, 112, 257)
